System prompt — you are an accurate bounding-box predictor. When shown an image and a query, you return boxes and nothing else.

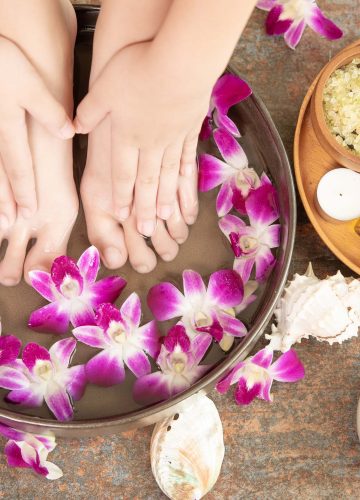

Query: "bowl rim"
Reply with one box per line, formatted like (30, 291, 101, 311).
(0, 6, 296, 436)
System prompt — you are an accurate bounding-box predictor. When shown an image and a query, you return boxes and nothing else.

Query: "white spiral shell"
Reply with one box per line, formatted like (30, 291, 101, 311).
(267, 263, 360, 352)
(150, 394, 224, 500)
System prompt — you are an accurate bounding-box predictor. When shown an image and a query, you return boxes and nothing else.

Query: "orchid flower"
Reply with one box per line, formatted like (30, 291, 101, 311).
(200, 73, 252, 140)
(0, 333, 21, 368)
(148, 269, 247, 345)
(73, 293, 160, 387)
(219, 180, 280, 283)
(216, 346, 304, 405)
(257, 0, 342, 49)
(28, 246, 126, 334)
(133, 324, 212, 405)
(199, 128, 260, 216)
(0, 338, 86, 421)
(0, 423, 62, 480)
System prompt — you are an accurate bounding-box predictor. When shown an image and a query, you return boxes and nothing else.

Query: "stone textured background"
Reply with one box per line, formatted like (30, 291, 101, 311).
(1, 1, 360, 499)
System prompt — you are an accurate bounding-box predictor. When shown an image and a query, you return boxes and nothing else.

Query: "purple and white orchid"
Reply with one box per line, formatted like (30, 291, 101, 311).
(199, 128, 260, 216)
(148, 269, 247, 344)
(0, 423, 62, 480)
(216, 346, 304, 405)
(73, 293, 160, 387)
(0, 333, 21, 368)
(257, 0, 343, 49)
(0, 338, 86, 421)
(200, 73, 252, 140)
(219, 179, 280, 283)
(133, 324, 212, 405)
(28, 246, 126, 334)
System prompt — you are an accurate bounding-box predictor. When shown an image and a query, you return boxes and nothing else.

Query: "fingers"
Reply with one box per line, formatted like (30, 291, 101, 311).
(74, 86, 108, 134)
(0, 113, 37, 218)
(180, 130, 199, 177)
(111, 125, 139, 221)
(0, 162, 16, 232)
(134, 148, 163, 237)
(157, 141, 182, 221)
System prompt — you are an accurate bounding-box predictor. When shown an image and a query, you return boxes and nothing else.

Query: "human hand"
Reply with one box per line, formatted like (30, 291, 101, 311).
(74, 41, 209, 236)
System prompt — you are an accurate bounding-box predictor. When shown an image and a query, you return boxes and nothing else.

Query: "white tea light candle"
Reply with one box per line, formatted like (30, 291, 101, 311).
(316, 168, 360, 221)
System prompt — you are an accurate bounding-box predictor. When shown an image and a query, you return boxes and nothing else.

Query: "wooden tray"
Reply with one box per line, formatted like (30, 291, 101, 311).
(294, 40, 360, 275)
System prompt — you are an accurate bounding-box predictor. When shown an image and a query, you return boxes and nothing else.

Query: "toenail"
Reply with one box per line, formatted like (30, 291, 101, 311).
(176, 238, 186, 244)
(0, 214, 9, 231)
(139, 220, 155, 237)
(116, 207, 130, 221)
(186, 215, 196, 225)
(104, 247, 123, 268)
(161, 253, 173, 262)
(1, 277, 18, 286)
(137, 265, 149, 273)
(158, 205, 173, 220)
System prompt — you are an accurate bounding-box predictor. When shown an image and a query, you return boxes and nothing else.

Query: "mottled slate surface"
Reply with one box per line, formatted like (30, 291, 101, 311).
(1, 2, 360, 499)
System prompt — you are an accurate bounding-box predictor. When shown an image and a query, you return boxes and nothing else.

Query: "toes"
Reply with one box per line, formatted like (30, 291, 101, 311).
(178, 168, 199, 225)
(122, 216, 157, 274)
(151, 219, 179, 262)
(0, 164, 16, 233)
(0, 228, 29, 286)
(166, 201, 189, 245)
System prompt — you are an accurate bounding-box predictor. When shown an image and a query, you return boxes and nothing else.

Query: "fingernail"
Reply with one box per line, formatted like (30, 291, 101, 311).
(0, 214, 9, 231)
(139, 220, 155, 237)
(19, 207, 34, 219)
(158, 205, 173, 220)
(116, 207, 130, 221)
(104, 247, 123, 268)
(184, 163, 194, 177)
(59, 120, 75, 139)
(137, 265, 149, 273)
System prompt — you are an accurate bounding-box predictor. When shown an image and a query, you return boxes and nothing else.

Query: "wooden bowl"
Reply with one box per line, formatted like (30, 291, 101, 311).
(310, 44, 360, 171)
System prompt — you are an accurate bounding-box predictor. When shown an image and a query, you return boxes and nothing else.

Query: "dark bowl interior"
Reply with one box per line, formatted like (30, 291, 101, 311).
(0, 5, 296, 437)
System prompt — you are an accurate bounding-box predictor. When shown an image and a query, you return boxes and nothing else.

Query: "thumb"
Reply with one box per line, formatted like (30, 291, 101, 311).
(74, 87, 108, 134)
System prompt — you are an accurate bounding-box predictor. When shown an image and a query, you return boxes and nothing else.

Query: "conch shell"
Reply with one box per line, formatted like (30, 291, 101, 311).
(267, 263, 360, 352)
(151, 394, 224, 500)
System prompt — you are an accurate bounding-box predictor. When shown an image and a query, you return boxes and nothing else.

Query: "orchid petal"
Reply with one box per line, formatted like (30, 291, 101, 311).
(213, 128, 248, 168)
(124, 347, 151, 378)
(284, 20, 306, 49)
(270, 349, 305, 382)
(5, 441, 30, 469)
(232, 187, 247, 215)
(0, 335, 21, 365)
(121, 292, 141, 329)
(51, 256, 83, 294)
(66, 365, 87, 401)
(216, 361, 245, 393)
(265, 5, 292, 35)
(199, 115, 213, 141)
(133, 372, 171, 405)
(214, 111, 241, 137)
(86, 350, 125, 387)
(6, 387, 43, 407)
(42, 460, 63, 480)
(212, 73, 252, 117)
(217, 311, 247, 337)
(88, 276, 126, 308)
(49, 338, 76, 368)
(246, 183, 279, 227)
(307, 6, 343, 41)
(234, 256, 256, 284)
(207, 269, 244, 308)
(198, 154, 229, 192)
(163, 324, 190, 353)
(256, 0, 276, 10)
(0, 365, 29, 390)
(28, 271, 56, 302)
(255, 246, 276, 282)
(22, 343, 50, 373)
(259, 378, 273, 402)
(183, 270, 206, 302)
(70, 301, 96, 328)
(235, 377, 262, 405)
(147, 282, 185, 321)
(136, 321, 160, 358)
(0, 424, 25, 442)
(20, 442, 48, 476)
(251, 347, 273, 369)
(219, 214, 245, 236)
(216, 182, 234, 217)
(95, 302, 121, 332)
(28, 302, 70, 334)
(72, 325, 108, 349)
(77, 246, 100, 283)
(191, 334, 212, 364)
(262, 224, 281, 248)
(45, 383, 73, 421)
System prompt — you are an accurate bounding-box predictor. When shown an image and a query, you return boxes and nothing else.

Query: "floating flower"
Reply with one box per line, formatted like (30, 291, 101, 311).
(148, 269, 246, 343)
(199, 128, 260, 216)
(200, 74, 252, 140)
(257, 0, 343, 49)
(219, 180, 280, 283)
(133, 324, 212, 405)
(73, 293, 160, 387)
(28, 246, 126, 334)
(0, 423, 62, 480)
(216, 347, 304, 405)
(0, 333, 21, 366)
(1, 338, 86, 421)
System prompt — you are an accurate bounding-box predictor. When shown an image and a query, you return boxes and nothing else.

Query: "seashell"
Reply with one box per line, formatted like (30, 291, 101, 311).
(151, 394, 224, 500)
(266, 263, 360, 352)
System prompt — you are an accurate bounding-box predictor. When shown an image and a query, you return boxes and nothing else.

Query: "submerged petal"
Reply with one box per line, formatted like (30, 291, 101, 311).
(234, 256, 256, 284)
(216, 182, 234, 217)
(147, 282, 185, 321)
(6, 387, 43, 407)
(72, 325, 107, 349)
(136, 321, 161, 359)
(70, 301, 96, 328)
(213, 128, 248, 168)
(124, 347, 151, 378)
(255, 246, 276, 282)
(45, 383, 73, 421)
(207, 269, 244, 308)
(183, 270, 206, 303)
(88, 276, 126, 308)
(28, 302, 70, 334)
(217, 311, 247, 337)
(77, 246, 100, 284)
(22, 343, 50, 373)
(28, 271, 56, 302)
(66, 365, 87, 401)
(199, 115, 213, 141)
(0, 365, 29, 390)
(86, 350, 125, 387)
(0, 335, 21, 366)
(121, 292, 142, 329)
(246, 183, 279, 227)
(191, 334, 212, 364)
(198, 154, 229, 192)
(133, 372, 171, 405)
(49, 338, 76, 368)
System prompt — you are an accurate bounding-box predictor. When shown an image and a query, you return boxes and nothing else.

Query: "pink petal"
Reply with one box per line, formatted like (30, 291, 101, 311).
(0, 365, 29, 390)
(265, 5, 292, 35)
(183, 270, 206, 302)
(133, 372, 171, 405)
(259, 378, 273, 402)
(246, 183, 279, 227)
(28, 302, 70, 334)
(0, 424, 25, 442)
(72, 325, 107, 349)
(77, 246, 100, 283)
(136, 321, 161, 358)
(45, 383, 73, 421)
(213, 128, 248, 168)
(198, 154, 229, 192)
(207, 269, 244, 308)
(216, 362, 245, 393)
(6, 387, 43, 407)
(270, 349, 305, 382)
(22, 343, 50, 373)
(88, 276, 126, 308)
(217, 311, 247, 337)
(5, 441, 30, 469)
(219, 214, 245, 236)
(124, 347, 151, 378)
(0, 335, 21, 365)
(262, 224, 281, 248)
(191, 334, 212, 364)
(147, 283, 185, 321)
(51, 256, 83, 294)
(251, 347, 273, 369)
(28, 271, 55, 302)
(70, 301, 96, 328)
(163, 325, 190, 353)
(199, 115, 213, 141)
(121, 292, 141, 328)
(212, 73, 252, 117)
(284, 20, 306, 49)
(95, 303, 121, 332)
(232, 187, 247, 215)
(49, 338, 76, 367)
(216, 182, 234, 216)
(19, 442, 48, 476)
(255, 246, 276, 282)
(235, 377, 262, 405)
(234, 256, 256, 284)
(66, 365, 87, 401)
(86, 350, 125, 387)
(214, 111, 241, 138)
(307, 6, 343, 41)
(257, 0, 276, 10)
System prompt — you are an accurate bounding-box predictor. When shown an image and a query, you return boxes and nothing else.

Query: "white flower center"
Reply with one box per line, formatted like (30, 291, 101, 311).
(60, 275, 81, 299)
(170, 352, 188, 374)
(279, 0, 313, 22)
(239, 235, 258, 254)
(194, 311, 212, 328)
(235, 168, 260, 193)
(34, 360, 53, 381)
(108, 321, 127, 344)
(243, 363, 269, 389)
